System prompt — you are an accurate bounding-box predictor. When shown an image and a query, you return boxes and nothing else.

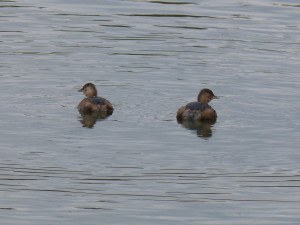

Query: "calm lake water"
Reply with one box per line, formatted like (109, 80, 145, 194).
(1, 0, 300, 224)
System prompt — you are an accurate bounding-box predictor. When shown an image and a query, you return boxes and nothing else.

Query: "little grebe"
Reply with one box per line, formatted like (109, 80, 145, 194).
(177, 88, 218, 122)
(78, 83, 113, 115)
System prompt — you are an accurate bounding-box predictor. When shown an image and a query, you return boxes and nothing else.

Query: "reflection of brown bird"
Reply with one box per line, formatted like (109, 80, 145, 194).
(180, 120, 214, 139)
(78, 83, 113, 115)
(177, 88, 218, 123)
(79, 112, 110, 128)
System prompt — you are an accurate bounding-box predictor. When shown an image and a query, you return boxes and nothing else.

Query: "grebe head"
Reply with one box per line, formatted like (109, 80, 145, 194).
(79, 83, 97, 97)
(197, 88, 218, 104)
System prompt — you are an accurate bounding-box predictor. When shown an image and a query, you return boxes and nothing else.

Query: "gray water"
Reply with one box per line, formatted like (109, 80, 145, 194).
(1, 0, 300, 224)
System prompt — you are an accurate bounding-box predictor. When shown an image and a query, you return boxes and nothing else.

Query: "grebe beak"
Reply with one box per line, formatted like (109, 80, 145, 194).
(213, 95, 219, 99)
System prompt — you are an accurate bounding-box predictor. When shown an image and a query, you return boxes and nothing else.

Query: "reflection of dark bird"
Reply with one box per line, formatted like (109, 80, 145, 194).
(79, 112, 110, 128)
(177, 88, 218, 123)
(180, 120, 215, 139)
(78, 83, 113, 115)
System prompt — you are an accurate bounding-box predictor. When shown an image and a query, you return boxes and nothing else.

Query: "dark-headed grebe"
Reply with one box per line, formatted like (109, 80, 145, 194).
(78, 83, 113, 115)
(177, 88, 218, 122)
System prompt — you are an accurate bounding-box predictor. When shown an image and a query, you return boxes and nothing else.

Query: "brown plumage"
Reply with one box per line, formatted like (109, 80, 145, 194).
(78, 83, 113, 115)
(176, 88, 218, 123)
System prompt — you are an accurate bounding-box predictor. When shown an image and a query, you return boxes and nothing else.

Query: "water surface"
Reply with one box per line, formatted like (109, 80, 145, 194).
(1, 0, 300, 224)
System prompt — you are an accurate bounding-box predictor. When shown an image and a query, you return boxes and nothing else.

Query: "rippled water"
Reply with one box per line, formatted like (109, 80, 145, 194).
(1, 0, 300, 224)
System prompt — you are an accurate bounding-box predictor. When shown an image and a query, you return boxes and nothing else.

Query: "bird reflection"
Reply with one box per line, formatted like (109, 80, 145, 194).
(178, 119, 216, 139)
(78, 111, 112, 128)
